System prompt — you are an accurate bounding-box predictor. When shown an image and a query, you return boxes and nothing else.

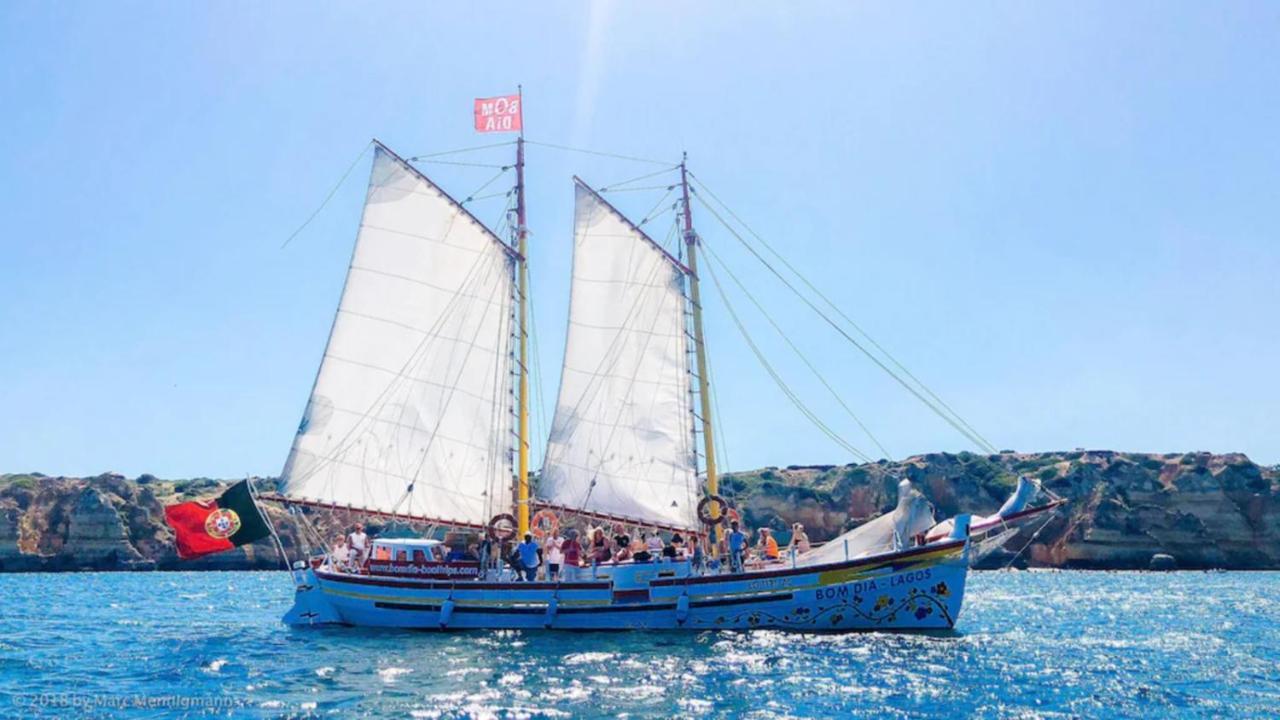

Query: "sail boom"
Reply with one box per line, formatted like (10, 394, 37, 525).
(532, 501, 702, 536)
(258, 493, 489, 531)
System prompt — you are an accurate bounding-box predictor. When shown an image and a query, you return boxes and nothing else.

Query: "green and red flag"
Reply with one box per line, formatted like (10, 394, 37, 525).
(164, 480, 271, 560)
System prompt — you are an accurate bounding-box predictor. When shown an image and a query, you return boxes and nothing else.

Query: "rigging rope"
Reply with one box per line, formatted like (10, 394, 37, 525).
(524, 139, 675, 166)
(702, 249, 874, 463)
(688, 172, 999, 455)
(280, 142, 372, 249)
(689, 184, 998, 455)
(408, 141, 517, 160)
(701, 239, 892, 460)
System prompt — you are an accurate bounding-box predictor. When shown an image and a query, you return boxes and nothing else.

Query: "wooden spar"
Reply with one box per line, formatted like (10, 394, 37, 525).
(680, 154, 721, 555)
(515, 86, 531, 538)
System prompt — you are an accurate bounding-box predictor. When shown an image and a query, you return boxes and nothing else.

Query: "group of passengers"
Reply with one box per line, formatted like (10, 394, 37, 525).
(330, 519, 815, 578)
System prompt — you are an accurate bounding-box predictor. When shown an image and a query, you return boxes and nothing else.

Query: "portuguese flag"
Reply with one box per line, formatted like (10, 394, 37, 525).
(164, 480, 272, 560)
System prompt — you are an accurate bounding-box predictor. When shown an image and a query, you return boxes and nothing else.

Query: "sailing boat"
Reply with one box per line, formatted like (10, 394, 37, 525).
(271, 132, 1055, 631)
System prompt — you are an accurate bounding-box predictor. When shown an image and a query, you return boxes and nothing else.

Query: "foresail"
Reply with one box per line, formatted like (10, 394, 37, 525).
(279, 143, 516, 527)
(539, 180, 700, 530)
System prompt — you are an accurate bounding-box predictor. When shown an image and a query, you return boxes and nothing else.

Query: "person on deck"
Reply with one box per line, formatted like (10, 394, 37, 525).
(646, 530, 663, 557)
(445, 544, 469, 563)
(757, 527, 780, 562)
(727, 521, 747, 573)
(561, 529, 582, 582)
(661, 534, 678, 561)
(516, 533, 541, 582)
(330, 536, 351, 571)
(591, 528, 611, 565)
(789, 523, 811, 555)
(348, 523, 369, 565)
(544, 529, 564, 581)
(670, 533, 686, 559)
(613, 534, 633, 564)
(632, 533, 652, 563)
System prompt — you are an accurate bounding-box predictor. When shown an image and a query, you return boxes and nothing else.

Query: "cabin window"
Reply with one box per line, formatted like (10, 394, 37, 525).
(395, 550, 408, 563)
(413, 549, 428, 564)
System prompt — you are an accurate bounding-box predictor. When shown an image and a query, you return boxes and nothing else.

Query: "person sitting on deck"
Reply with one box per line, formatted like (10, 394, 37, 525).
(590, 528, 611, 565)
(544, 529, 564, 581)
(445, 544, 470, 563)
(632, 532, 653, 563)
(561, 529, 582, 582)
(330, 536, 351, 571)
(669, 533, 686, 559)
(646, 530, 663, 557)
(727, 521, 747, 573)
(516, 533, 540, 581)
(757, 527, 781, 562)
(613, 534, 633, 564)
(789, 523, 811, 555)
(661, 534, 679, 560)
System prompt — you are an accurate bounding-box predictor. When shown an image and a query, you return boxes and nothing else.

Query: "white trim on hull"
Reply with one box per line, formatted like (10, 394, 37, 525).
(285, 539, 969, 632)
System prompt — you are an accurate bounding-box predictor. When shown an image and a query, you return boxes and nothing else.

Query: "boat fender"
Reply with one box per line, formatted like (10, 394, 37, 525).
(544, 597, 558, 628)
(696, 495, 731, 526)
(439, 599, 456, 628)
(676, 593, 690, 625)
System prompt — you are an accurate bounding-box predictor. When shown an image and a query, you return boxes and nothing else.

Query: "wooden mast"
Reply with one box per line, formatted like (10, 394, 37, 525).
(515, 87, 531, 538)
(680, 155, 720, 554)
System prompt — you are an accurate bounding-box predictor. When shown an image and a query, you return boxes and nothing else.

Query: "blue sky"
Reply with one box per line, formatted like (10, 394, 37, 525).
(2, 2, 1277, 479)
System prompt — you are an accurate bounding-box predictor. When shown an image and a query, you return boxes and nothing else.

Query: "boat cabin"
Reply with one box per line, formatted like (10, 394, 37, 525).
(360, 538, 481, 580)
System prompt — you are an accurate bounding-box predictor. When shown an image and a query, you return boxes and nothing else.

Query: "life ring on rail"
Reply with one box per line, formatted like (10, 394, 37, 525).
(487, 513, 518, 541)
(530, 509, 559, 540)
(697, 494, 732, 526)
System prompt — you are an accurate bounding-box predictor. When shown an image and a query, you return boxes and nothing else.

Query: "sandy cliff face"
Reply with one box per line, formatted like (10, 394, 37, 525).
(723, 451, 1279, 569)
(1, 450, 1276, 571)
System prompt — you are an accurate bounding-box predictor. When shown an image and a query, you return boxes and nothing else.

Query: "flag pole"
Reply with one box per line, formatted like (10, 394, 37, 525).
(514, 85, 531, 538)
(248, 476, 295, 576)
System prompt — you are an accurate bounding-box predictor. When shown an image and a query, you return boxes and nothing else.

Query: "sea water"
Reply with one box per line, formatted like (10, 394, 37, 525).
(0, 571, 1276, 719)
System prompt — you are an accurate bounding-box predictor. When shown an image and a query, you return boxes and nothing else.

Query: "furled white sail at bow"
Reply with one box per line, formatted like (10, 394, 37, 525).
(540, 180, 699, 529)
(279, 143, 515, 527)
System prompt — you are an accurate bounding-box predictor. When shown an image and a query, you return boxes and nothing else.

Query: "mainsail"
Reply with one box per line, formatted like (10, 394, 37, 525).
(539, 180, 700, 529)
(279, 142, 517, 527)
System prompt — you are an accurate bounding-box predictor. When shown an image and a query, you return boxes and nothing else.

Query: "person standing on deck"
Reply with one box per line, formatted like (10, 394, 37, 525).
(561, 529, 582, 581)
(544, 529, 564, 581)
(727, 521, 747, 573)
(347, 523, 369, 566)
(516, 533, 541, 582)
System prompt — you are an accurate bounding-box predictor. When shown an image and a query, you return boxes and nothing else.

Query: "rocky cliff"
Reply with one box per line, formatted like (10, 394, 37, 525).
(1, 450, 1276, 571)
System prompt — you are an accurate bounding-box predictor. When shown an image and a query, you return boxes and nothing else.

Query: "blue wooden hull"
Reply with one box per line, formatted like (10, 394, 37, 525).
(285, 539, 969, 632)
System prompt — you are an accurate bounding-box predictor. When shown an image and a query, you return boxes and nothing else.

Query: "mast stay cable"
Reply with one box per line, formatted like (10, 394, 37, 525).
(701, 239, 892, 460)
(702, 251, 874, 464)
(688, 181, 998, 455)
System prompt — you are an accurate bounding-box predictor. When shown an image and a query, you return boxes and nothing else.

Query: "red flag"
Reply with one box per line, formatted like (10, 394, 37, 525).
(474, 94, 522, 133)
(164, 480, 272, 560)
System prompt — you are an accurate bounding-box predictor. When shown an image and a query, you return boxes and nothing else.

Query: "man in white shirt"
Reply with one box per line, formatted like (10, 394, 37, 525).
(348, 523, 369, 566)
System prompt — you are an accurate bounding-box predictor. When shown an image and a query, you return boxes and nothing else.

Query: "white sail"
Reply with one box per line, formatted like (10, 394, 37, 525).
(539, 180, 700, 529)
(279, 143, 516, 527)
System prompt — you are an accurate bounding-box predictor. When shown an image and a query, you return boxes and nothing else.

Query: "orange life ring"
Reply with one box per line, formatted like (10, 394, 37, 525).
(487, 513, 518, 541)
(530, 509, 559, 540)
(697, 494, 731, 526)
